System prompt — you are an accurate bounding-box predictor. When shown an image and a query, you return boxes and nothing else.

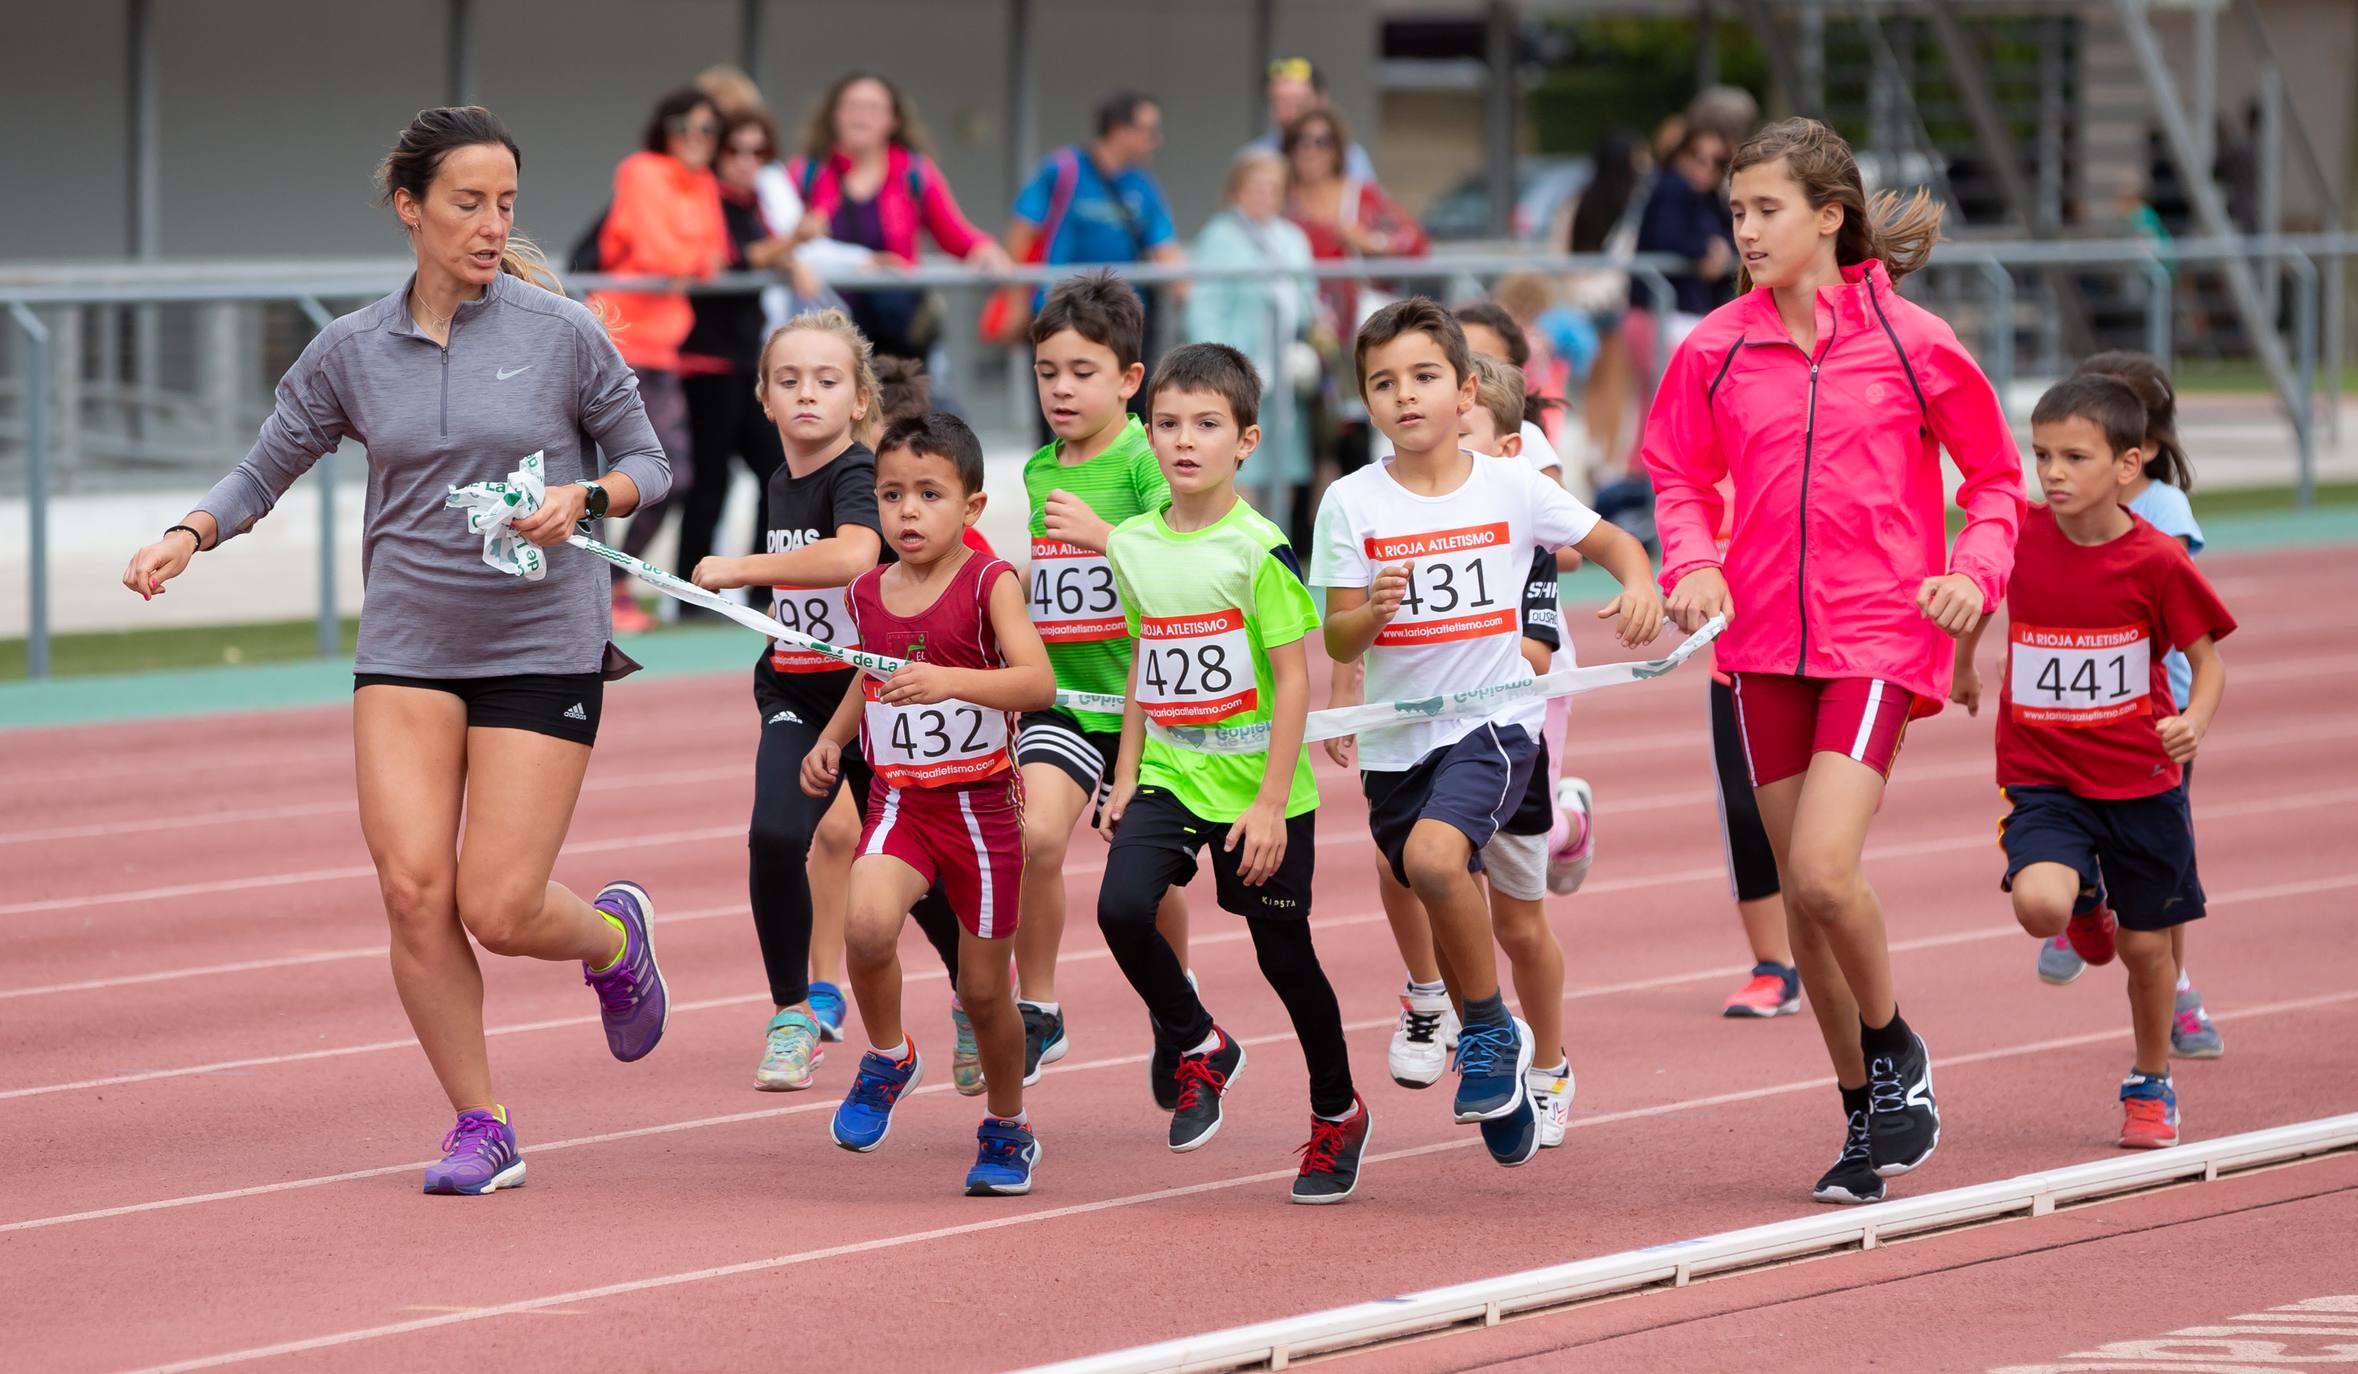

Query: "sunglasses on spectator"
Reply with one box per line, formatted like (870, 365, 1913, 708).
(669, 116, 721, 138)
(723, 141, 769, 159)
(1300, 132, 1336, 148)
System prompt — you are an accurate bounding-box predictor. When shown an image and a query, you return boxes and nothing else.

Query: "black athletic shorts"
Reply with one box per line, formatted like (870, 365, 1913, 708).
(1999, 784, 2205, 931)
(1103, 786, 1315, 921)
(1016, 707, 1120, 803)
(353, 671, 604, 746)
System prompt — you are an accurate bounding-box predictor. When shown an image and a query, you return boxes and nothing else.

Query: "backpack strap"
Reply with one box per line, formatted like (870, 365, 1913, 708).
(1038, 147, 1082, 255)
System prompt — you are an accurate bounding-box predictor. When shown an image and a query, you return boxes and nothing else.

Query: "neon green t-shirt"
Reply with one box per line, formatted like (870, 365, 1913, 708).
(1107, 497, 1321, 822)
(1023, 415, 1170, 733)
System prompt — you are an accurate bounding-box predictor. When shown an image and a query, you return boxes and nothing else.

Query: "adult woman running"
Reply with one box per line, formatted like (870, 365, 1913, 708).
(1640, 118, 2024, 1205)
(119, 106, 674, 1196)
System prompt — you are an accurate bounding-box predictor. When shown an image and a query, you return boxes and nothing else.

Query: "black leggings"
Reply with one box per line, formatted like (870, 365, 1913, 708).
(749, 701, 962, 1007)
(1710, 676, 1782, 902)
(1097, 839, 1355, 1118)
(677, 370, 784, 586)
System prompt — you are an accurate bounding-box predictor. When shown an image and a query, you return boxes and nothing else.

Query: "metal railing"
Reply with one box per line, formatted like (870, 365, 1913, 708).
(5, 234, 2354, 679)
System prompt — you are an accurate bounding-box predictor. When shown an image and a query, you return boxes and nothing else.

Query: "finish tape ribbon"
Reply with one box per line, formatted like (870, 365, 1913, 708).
(449, 456, 1723, 756)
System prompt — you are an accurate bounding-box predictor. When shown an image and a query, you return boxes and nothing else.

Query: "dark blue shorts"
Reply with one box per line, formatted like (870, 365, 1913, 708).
(1362, 722, 1539, 887)
(1999, 785, 2205, 932)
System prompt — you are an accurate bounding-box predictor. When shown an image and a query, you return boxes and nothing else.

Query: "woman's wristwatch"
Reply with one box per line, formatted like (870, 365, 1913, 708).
(575, 479, 610, 522)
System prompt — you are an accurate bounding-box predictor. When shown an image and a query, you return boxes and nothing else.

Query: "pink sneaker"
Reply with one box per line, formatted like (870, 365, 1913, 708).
(1546, 777, 1595, 895)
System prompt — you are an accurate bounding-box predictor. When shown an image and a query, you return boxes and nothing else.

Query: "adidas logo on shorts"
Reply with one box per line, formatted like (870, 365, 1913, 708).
(563, 703, 589, 721)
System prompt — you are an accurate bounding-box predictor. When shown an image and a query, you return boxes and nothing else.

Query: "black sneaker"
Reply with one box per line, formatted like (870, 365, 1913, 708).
(1168, 1028, 1246, 1152)
(1812, 1108, 1884, 1204)
(1020, 1003, 1068, 1087)
(1150, 1038, 1182, 1111)
(1866, 1026, 1940, 1177)
(1291, 1098, 1371, 1204)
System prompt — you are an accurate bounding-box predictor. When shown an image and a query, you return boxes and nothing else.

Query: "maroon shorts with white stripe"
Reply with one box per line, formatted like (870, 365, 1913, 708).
(1727, 673, 1917, 787)
(857, 776, 1026, 939)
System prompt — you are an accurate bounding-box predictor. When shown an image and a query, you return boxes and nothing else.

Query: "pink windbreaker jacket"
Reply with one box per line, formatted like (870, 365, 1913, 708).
(1641, 258, 2026, 715)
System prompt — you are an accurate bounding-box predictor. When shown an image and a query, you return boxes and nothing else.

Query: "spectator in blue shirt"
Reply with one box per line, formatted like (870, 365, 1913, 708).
(1007, 92, 1185, 289)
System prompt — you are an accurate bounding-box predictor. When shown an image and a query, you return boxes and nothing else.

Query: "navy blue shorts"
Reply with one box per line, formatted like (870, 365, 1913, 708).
(1999, 785, 2205, 932)
(1362, 722, 1540, 887)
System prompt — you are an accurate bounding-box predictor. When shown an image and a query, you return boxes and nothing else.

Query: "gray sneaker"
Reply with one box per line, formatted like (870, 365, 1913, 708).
(585, 881, 668, 1062)
(2036, 934, 2087, 986)
(2171, 986, 2225, 1059)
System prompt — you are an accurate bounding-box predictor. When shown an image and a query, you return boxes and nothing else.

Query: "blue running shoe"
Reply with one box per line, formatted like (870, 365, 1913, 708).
(1479, 1090, 1541, 1168)
(964, 1117, 1042, 1196)
(832, 1041, 924, 1152)
(423, 1107, 525, 1195)
(1452, 1014, 1535, 1123)
(808, 981, 847, 1043)
(585, 881, 667, 1062)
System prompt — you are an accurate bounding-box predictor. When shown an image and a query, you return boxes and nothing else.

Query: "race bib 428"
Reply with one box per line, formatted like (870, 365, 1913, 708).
(2010, 622, 2152, 728)
(1366, 523, 1517, 647)
(1136, 608, 1256, 725)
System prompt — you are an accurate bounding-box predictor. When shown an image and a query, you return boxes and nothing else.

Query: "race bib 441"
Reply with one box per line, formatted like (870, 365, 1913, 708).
(1136, 608, 1255, 725)
(2010, 622, 2151, 728)
(1028, 538, 1125, 643)
(1366, 524, 1518, 647)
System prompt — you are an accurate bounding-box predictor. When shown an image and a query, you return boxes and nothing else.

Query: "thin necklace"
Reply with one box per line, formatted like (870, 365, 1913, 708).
(411, 291, 454, 332)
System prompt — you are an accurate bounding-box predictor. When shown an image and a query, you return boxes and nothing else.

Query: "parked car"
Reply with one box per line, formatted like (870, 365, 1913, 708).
(1421, 156, 1593, 244)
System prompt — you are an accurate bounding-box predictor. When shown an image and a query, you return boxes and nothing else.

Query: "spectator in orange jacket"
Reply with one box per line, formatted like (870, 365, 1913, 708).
(590, 87, 730, 630)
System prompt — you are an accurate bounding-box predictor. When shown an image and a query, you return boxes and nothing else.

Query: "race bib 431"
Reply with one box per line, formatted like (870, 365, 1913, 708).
(1136, 608, 1256, 725)
(2010, 622, 2151, 728)
(1366, 524, 1518, 647)
(1028, 538, 1125, 643)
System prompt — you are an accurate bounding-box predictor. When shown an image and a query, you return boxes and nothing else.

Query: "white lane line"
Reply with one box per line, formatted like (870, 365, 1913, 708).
(0, 766, 748, 848)
(12, 876, 2355, 1236)
(102, 988, 2358, 1374)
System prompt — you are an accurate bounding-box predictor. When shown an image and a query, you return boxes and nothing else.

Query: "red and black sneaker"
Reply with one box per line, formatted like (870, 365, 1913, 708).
(2065, 905, 2119, 967)
(1291, 1097, 1371, 1205)
(1168, 1028, 1246, 1152)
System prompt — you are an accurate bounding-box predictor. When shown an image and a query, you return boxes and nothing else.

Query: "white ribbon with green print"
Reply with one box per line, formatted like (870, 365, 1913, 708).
(451, 459, 1723, 756)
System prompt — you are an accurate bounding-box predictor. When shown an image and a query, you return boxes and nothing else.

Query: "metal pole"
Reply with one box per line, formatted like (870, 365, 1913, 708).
(1982, 263, 2015, 420)
(2036, 13, 2064, 234)
(446, 0, 475, 106)
(736, 0, 762, 82)
(2192, 0, 2216, 171)
(1250, 0, 1275, 136)
(2290, 252, 2317, 508)
(1004, 0, 1035, 206)
(127, 0, 161, 448)
(2326, 254, 2345, 446)
(2143, 258, 2173, 365)
(1484, 0, 1517, 241)
(298, 297, 339, 658)
(1799, 0, 1826, 119)
(1265, 303, 1292, 539)
(1696, 0, 1720, 91)
(2258, 65, 2282, 318)
(11, 304, 51, 680)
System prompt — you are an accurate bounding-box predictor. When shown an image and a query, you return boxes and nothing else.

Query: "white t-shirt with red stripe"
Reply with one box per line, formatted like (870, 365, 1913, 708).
(1310, 455, 1600, 770)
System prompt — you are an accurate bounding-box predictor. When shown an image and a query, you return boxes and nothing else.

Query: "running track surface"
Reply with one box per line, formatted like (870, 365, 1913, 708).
(7, 545, 2356, 1374)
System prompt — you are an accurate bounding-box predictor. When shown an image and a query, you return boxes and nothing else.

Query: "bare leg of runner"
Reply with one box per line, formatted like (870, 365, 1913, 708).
(1752, 754, 1897, 1089)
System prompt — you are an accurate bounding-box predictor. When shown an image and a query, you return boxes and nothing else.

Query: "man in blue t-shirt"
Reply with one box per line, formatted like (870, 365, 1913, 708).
(1008, 92, 1184, 289)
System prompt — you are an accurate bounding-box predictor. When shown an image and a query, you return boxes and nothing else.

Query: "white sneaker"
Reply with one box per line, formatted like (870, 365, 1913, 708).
(1388, 991, 1458, 1089)
(1547, 778, 1596, 895)
(1528, 1064, 1574, 1147)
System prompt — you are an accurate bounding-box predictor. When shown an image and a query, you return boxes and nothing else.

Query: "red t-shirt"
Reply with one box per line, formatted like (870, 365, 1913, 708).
(1996, 505, 2236, 798)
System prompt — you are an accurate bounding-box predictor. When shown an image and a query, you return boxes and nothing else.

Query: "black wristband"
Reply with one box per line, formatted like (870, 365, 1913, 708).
(164, 524, 204, 552)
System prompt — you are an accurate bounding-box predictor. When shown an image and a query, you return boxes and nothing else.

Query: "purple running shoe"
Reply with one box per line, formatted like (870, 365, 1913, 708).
(585, 881, 668, 1062)
(423, 1108, 524, 1195)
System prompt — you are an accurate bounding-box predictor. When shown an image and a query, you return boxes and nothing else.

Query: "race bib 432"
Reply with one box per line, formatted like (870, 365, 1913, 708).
(2010, 622, 2151, 728)
(862, 683, 1012, 787)
(1028, 538, 1125, 643)
(1136, 608, 1256, 725)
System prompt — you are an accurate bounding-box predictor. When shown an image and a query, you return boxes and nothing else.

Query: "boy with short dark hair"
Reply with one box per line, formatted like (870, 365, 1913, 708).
(1011, 269, 1191, 1090)
(1951, 374, 2235, 1151)
(800, 412, 1059, 1195)
(1312, 298, 1665, 1167)
(1098, 342, 1367, 1204)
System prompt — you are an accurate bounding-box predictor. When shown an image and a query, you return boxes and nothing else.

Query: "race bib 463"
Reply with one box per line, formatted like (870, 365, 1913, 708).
(1136, 608, 1256, 725)
(1366, 524, 1518, 647)
(2010, 622, 2151, 728)
(1028, 538, 1125, 643)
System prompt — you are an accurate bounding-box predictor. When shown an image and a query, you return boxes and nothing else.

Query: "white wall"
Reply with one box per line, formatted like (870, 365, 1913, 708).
(0, 0, 1378, 265)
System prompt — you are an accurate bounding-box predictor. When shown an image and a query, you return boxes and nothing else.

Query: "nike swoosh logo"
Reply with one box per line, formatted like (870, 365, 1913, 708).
(496, 366, 531, 380)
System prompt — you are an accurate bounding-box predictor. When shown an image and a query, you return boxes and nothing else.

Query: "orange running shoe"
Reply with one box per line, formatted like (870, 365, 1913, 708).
(2119, 1072, 2179, 1149)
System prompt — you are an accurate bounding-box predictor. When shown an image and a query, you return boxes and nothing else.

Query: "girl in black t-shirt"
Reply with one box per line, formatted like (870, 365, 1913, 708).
(692, 309, 963, 1092)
